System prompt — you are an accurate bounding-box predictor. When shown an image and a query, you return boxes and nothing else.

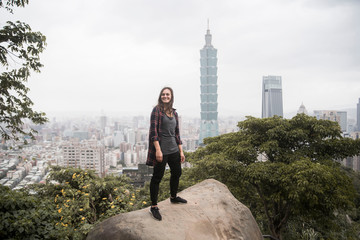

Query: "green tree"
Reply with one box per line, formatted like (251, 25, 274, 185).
(0, 0, 48, 142)
(0, 184, 66, 239)
(187, 114, 360, 240)
(0, 166, 147, 239)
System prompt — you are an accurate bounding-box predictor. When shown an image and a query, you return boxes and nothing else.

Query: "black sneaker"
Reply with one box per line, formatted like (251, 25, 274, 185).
(149, 207, 162, 221)
(170, 196, 187, 204)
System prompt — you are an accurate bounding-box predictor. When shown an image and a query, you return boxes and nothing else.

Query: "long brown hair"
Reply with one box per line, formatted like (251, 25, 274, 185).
(157, 87, 174, 112)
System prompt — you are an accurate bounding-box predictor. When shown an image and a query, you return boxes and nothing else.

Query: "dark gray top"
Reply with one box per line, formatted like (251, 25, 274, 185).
(160, 114, 179, 155)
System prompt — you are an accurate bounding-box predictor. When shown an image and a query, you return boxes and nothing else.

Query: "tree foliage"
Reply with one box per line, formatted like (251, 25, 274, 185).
(0, 184, 64, 239)
(0, 0, 28, 13)
(187, 114, 360, 240)
(0, 0, 48, 142)
(0, 166, 148, 239)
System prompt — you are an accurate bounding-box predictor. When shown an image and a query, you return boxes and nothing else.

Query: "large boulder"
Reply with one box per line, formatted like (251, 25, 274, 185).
(87, 179, 263, 240)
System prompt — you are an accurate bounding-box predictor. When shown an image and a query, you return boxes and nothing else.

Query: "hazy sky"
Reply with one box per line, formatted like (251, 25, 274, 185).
(2, 0, 359, 119)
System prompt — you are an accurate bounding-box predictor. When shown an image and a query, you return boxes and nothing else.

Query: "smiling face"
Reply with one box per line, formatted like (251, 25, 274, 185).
(161, 88, 172, 104)
(157, 87, 174, 110)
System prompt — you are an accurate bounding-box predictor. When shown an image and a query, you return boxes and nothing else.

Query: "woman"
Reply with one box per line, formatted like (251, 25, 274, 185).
(146, 87, 187, 221)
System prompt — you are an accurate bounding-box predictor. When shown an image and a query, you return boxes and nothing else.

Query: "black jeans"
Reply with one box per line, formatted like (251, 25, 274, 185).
(150, 151, 182, 206)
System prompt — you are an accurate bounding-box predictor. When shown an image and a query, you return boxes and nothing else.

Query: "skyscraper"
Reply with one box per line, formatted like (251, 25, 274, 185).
(262, 76, 283, 118)
(199, 24, 219, 144)
(357, 98, 360, 131)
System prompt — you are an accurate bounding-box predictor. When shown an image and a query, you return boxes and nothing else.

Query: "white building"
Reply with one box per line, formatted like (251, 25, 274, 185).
(297, 103, 308, 115)
(61, 136, 107, 177)
(113, 131, 125, 147)
(127, 129, 136, 145)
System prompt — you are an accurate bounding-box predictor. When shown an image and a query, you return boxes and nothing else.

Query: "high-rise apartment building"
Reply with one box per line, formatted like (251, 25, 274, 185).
(313, 110, 347, 132)
(357, 98, 360, 131)
(262, 76, 283, 118)
(199, 25, 219, 144)
(100, 115, 107, 132)
(61, 136, 107, 177)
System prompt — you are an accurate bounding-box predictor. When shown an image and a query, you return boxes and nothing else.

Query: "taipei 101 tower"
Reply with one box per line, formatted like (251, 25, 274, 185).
(199, 22, 219, 145)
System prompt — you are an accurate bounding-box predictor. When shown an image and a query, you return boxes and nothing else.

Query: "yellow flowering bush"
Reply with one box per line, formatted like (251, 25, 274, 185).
(2, 165, 153, 240)
(37, 166, 144, 239)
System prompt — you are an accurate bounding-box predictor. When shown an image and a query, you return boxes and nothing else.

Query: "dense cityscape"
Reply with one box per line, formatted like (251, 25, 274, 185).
(0, 113, 241, 189)
(1, 27, 359, 191)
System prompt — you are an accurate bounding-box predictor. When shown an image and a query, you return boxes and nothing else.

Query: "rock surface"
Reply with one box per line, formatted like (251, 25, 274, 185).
(87, 179, 263, 240)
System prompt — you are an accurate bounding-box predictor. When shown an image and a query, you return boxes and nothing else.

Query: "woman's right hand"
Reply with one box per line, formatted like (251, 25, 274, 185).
(156, 150, 163, 162)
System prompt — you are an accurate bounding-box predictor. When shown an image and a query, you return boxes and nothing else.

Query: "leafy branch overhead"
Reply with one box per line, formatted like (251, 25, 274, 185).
(0, 0, 28, 13)
(0, 0, 48, 141)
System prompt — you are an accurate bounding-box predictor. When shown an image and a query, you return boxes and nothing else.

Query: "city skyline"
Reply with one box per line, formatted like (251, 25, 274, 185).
(2, 0, 359, 119)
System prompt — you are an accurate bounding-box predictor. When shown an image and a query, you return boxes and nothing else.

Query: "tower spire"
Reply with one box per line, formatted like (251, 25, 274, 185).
(205, 19, 212, 46)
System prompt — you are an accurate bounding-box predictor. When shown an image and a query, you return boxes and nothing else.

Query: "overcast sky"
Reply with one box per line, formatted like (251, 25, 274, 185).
(2, 0, 359, 120)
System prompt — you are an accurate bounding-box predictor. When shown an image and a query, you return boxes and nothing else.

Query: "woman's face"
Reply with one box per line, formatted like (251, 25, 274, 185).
(161, 89, 172, 104)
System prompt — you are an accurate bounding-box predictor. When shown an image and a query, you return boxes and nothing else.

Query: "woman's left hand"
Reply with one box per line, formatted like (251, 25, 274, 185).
(180, 152, 185, 163)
